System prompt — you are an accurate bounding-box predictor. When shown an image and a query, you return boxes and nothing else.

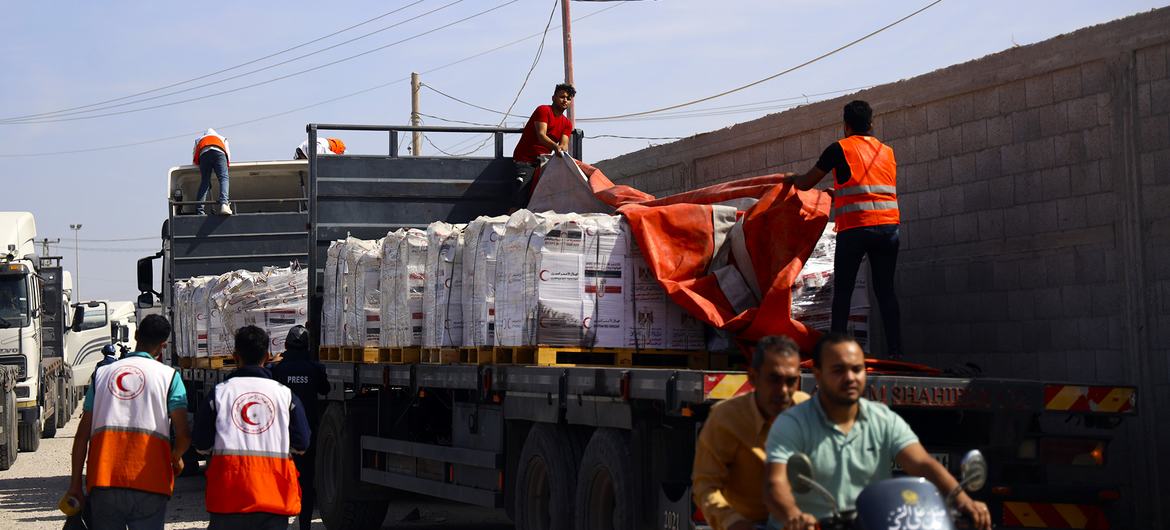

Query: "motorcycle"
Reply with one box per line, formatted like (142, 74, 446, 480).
(785, 449, 988, 530)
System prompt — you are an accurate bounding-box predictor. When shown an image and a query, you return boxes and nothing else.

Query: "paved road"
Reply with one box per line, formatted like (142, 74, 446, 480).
(0, 406, 513, 529)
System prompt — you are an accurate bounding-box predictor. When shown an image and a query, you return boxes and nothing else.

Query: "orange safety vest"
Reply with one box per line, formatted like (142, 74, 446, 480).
(326, 137, 346, 155)
(204, 376, 300, 516)
(86, 356, 178, 496)
(832, 135, 899, 231)
(193, 134, 230, 166)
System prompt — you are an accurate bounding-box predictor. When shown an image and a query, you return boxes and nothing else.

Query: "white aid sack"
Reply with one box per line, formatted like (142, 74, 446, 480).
(424, 223, 466, 348)
(322, 240, 347, 346)
(344, 238, 383, 348)
(461, 216, 508, 347)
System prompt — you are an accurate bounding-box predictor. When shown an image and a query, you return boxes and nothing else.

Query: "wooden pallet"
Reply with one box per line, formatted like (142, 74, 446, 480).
(468, 346, 537, 365)
(378, 347, 422, 364)
(191, 355, 234, 369)
(534, 346, 705, 369)
(319, 346, 343, 362)
(342, 346, 380, 363)
(421, 347, 460, 364)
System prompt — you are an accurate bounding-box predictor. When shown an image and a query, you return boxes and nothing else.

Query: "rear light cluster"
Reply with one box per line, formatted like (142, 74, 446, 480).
(1018, 437, 1106, 466)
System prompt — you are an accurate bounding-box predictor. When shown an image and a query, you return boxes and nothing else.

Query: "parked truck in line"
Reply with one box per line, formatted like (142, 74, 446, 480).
(0, 212, 73, 455)
(138, 125, 1140, 529)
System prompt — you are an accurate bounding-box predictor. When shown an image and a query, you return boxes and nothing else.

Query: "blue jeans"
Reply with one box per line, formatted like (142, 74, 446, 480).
(832, 224, 903, 356)
(197, 149, 230, 213)
(88, 487, 168, 530)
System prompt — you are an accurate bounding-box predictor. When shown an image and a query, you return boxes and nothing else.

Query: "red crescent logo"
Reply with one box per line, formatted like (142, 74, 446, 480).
(582, 317, 592, 329)
(231, 392, 276, 435)
(539, 270, 549, 281)
(116, 372, 132, 393)
(240, 402, 261, 426)
(107, 366, 146, 400)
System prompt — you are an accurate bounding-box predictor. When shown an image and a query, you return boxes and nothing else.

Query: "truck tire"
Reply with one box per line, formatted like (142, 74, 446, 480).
(56, 378, 70, 429)
(0, 390, 17, 470)
(18, 415, 41, 452)
(574, 428, 640, 530)
(514, 424, 581, 530)
(316, 403, 389, 530)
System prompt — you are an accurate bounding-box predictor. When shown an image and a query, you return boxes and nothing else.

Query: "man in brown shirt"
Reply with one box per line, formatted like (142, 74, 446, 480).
(692, 336, 809, 530)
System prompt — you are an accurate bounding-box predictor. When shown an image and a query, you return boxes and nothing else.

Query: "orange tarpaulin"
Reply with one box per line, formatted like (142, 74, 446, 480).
(568, 160, 833, 353)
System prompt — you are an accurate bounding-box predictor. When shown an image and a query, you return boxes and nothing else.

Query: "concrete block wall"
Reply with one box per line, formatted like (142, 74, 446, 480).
(595, 8, 1170, 524)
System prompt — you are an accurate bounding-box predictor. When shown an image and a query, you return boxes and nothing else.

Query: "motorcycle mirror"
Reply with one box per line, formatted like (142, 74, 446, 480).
(960, 450, 988, 492)
(786, 453, 815, 494)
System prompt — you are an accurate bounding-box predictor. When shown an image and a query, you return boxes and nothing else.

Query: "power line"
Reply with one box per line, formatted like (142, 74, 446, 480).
(582, 0, 943, 121)
(2, 1, 515, 125)
(0, 1, 428, 123)
(0, 2, 625, 159)
(586, 134, 685, 140)
(46, 236, 158, 242)
(432, 0, 559, 157)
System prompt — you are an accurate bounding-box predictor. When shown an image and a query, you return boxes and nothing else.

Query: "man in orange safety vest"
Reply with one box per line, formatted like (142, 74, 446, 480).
(783, 100, 903, 357)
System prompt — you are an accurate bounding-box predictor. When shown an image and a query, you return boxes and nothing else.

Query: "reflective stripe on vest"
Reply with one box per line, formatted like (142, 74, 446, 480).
(87, 356, 176, 496)
(205, 377, 300, 516)
(193, 134, 229, 165)
(832, 136, 899, 231)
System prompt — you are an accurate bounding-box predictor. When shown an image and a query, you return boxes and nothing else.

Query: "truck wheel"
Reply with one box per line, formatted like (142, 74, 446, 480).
(55, 378, 69, 429)
(316, 403, 389, 530)
(0, 390, 17, 470)
(18, 415, 41, 452)
(574, 428, 640, 530)
(515, 424, 580, 530)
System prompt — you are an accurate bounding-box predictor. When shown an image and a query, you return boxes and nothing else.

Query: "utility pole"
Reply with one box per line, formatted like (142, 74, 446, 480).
(69, 224, 81, 300)
(561, 0, 575, 122)
(411, 72, 422, 156)
(39, 238, 59, 258)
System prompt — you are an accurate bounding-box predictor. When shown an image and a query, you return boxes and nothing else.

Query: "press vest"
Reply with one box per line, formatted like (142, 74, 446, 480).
(832, 136, 899, 231)
(193, 134, 230, 165)
(204, 376, 301, 515)
(87, 356, 177, 496)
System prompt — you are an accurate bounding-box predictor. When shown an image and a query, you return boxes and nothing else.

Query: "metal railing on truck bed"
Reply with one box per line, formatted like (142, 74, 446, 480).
(303, 124, 583, 350)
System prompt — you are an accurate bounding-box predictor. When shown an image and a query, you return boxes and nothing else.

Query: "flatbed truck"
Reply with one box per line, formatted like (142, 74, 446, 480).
(142, 125, 1139, 530)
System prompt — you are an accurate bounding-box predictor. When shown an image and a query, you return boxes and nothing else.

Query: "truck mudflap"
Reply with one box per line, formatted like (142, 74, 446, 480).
(999, 500, 1111, 529)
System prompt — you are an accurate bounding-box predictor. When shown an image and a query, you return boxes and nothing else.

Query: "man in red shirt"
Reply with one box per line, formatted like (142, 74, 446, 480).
(512, 83, 575, 207)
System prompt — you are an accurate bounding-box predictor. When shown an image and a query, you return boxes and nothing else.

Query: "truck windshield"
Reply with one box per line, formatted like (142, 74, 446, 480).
(0, 274, 29, 328)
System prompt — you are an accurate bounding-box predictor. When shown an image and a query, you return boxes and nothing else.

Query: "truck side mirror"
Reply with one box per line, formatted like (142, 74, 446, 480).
(71, 305, 85, 332)
(137, 256, 155, 295)
(137, 292, 154, 309)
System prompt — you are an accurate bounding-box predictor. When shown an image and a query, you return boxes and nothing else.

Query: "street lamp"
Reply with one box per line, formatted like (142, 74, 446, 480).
(69, 224, 82, 300)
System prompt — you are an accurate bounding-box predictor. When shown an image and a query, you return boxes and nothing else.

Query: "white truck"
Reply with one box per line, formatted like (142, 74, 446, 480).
(66, 300, 136, 393)
(0, 211, 73, 454)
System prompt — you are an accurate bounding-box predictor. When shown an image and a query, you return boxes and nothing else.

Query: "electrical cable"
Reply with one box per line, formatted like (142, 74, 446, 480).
(2, 1, 514, 125)
(425, 0, 558, 157)
(580, 0, 943, 121)
(0, 2, 624, 159)
(0, 0, 429, 123)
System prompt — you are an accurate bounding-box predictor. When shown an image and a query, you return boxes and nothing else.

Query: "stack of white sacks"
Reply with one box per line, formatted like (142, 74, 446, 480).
(790, 222, 871, 348)
(321, 211, 705, 351)
(172, 265, 308, 360)
(321, 212, 867, 354)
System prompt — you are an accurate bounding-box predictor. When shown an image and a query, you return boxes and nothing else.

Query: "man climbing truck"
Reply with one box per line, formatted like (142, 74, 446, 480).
(141, 124, 1140, 529)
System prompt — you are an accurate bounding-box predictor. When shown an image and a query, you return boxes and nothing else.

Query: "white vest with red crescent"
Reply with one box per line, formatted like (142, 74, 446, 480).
(205, 376, 300, 515)
(88, 355, 177, 495)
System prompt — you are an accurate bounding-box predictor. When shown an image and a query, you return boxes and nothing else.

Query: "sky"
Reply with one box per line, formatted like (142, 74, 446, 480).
(0, 0, 1164, 301)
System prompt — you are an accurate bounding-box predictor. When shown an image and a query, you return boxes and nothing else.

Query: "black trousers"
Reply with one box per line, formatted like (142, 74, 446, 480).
(208, 512, 289, 530)
(293, 446, 317, 530)
(831, 224, 903, 356)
